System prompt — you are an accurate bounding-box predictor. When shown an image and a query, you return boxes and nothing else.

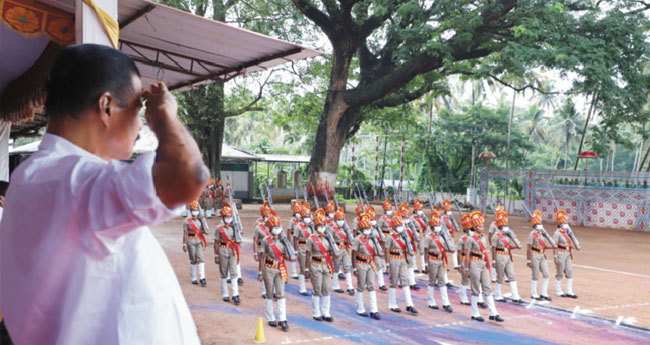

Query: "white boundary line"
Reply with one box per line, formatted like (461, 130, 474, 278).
(511, 254, 650, 279)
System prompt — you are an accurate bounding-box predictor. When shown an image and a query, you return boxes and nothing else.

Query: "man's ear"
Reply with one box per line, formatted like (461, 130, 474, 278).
(97, 92, 113, 127)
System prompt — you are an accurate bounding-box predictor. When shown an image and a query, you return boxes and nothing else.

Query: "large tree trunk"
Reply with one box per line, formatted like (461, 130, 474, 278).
(307, 43, 355, 198)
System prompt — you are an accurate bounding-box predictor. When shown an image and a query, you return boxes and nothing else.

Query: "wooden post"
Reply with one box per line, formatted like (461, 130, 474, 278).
(75, 0, 117, 46)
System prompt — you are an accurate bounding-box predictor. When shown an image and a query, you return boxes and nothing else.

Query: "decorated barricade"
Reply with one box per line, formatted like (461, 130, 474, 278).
(480, 168, 650, 232)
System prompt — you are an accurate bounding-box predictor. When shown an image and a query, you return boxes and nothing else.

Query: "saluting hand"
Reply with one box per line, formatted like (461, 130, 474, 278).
(143, 82, 177, 132)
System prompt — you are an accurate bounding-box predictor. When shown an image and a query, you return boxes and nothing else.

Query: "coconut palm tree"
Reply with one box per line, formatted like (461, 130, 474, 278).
(550, 99, 583, 169)
(521, 104, 547, 144)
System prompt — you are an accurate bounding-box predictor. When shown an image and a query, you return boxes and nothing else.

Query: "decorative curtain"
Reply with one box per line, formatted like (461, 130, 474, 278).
(0, 0, 74, 45)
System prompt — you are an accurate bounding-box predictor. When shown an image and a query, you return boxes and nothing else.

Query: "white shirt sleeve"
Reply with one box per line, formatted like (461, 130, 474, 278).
(74, 152, 177, 235)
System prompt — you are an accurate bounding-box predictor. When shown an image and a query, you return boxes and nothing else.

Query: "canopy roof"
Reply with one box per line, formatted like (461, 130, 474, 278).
(1, 0, 322, 136)
(117, 0, 322, 91)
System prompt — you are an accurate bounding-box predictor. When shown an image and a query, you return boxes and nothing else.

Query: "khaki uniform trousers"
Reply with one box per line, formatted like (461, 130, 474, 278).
(310, 261, 332, 297)
(263, 264, 286, 299)
(297, 245, 308, 274)
(333, 249, 352, 273)
(218, 246, 238, 279)
(187, 237, 204, 264)
(388, 257, 409, 288)
(531, 253, 549, 280)
(469, 260, 492, 296)
(427, 259, 446, 286)
(356, 263, 376, 292)
(459, 255, 470, 285)
(555, 251, 573, 279)
(495, 253, 516, 283)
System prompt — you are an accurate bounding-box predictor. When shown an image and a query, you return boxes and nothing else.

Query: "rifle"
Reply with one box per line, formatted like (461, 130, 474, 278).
(439, 227, 455, 251)
(324, 185, 330, 204)
(265, 179, 275, 210)
(278, 232, 296, 259)
(309, 182, 320, 209)
(400, 230, 414, 263)
(522, 203, 557, 248)
(303, 185, 308, 204)
(294, 185, 299, 204)
(565, 224, 581, 249)
(333, 193, 340, 210)
(361, 185, 371, 208)
(226, 177, 242, 243)
(259, 182, 267, 204)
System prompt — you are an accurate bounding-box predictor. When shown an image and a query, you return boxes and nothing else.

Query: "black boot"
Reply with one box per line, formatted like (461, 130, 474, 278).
(232, 296, 240, 305)
(280, 321, 289, 331)
(410, 285, 421, 291)
(443, 305, 453, 313)
(406, 306, 418, 315)
(370, 312, 381, 320)
(489, 315, 505, 322)
(200, 278, 207, 287)
(268, 321, 277, 327)
(237, 278, 244, 286)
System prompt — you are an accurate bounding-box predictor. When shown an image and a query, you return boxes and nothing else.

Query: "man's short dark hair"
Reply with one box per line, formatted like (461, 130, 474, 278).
(46, 44, 140, 118)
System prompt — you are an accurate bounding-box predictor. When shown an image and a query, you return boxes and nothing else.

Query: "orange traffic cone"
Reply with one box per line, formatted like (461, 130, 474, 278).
(253, 317, 266, 343)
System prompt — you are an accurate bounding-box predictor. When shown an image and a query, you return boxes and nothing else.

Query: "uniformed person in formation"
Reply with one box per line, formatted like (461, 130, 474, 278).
(490, 211, 523, 303)
(330, 208, 355, 295)
(258, 215, 295, 331)
(398, 204, 420, 291)
(553, 210, 580, 299)
(378, 199, 394, 284)
(527, 210, 554, 301)
(306, 214, 338, 322)
(488, 206, 505, 282)
(324, 201, 345, 282)
(422, 215, 453, 313)
(351, 202, 365, 236)
(294, 204, 314, 296)
(384, 216, 418, 315)
(183, 201, 209, 286)
(411, 199, 429, 273)
(253, 204, 274, 299)
(440, 200, 459, 286)
(379, 199, 395, 242)
(456, 213, 472, 305)
(200, 185, 214, 218)
(214, 205, 241, 305)
(463, 211, 504, 322)
(351, 214, 382, 320)
(366, 206, 388, 291)
(288, 200, 303, 279)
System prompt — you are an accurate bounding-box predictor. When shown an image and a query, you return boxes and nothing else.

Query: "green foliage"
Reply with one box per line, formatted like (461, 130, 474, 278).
(414, 103, 533, 193)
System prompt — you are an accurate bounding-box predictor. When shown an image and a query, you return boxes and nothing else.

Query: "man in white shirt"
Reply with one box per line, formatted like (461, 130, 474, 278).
(0, 44, 208, 345)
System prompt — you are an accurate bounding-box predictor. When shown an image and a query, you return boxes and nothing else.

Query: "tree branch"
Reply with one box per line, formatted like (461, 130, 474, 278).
(224, 71, 274, 117)
(291, 0, 335, 37)
(455, 71, 561, 95)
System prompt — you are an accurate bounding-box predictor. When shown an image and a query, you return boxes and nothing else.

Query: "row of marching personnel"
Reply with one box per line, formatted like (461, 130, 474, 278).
(180, 197, 581, 331)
